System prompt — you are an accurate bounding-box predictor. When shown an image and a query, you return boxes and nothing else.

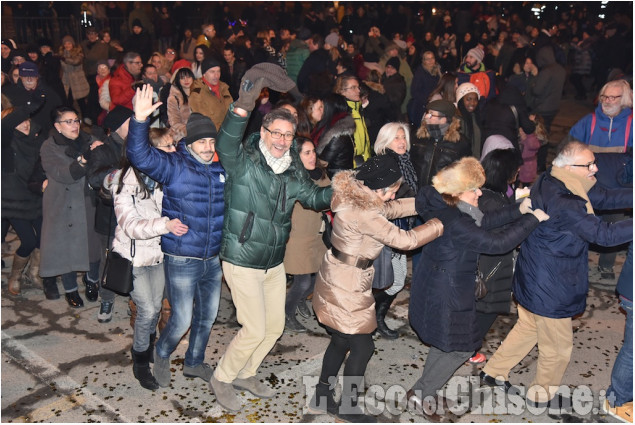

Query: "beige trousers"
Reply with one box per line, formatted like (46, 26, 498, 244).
(483, 304, 573, 403)
(214, 262, 286, 383)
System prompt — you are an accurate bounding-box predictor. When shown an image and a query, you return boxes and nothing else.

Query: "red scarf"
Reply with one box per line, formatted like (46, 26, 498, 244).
(203, 77, 221, 98)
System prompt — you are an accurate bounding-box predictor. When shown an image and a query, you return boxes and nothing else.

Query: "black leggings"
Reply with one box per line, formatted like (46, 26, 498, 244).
(319, 326, 375, 383)
(7, 217, 41, 257)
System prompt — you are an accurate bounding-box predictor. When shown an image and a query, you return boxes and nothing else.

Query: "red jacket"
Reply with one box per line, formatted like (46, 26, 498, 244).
(109, 64, 136, 110)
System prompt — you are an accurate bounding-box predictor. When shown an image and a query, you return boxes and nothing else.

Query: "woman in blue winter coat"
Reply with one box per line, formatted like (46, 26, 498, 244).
(406, 157, 549, 422)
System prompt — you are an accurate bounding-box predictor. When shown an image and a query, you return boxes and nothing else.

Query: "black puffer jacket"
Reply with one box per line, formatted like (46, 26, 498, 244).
(410, 117, 472, 189)
(1, 118, 46, 220)
(316, 113, 355, 178)
(475, 188, 516, 314)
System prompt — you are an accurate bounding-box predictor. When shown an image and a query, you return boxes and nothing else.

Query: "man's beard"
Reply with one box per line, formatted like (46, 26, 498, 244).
(602, 103, 621, 117)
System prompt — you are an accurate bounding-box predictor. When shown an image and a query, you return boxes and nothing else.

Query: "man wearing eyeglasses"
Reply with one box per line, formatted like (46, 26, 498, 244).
(568, 79, 633, 280)
(109, 51, 143, 111)
(481, 140, 632, 411)
(209, 63, 332, 412)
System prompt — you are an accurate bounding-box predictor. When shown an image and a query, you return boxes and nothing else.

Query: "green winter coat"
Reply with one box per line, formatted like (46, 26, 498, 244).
(216, 105, 333, 270)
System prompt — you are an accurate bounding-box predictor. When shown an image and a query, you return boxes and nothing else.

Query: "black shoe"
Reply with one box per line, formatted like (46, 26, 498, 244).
(479, 371, 513, 392)
(131, 349, 159, 391)
(307, 381, 339, 416)
(98, 301, 114, 323)
(65, 290, 84, 308)
(43, 277, 60, 300)
(83, 274, 99, 302)
(284, 314, 307, 333)
(296, 300, 312, 319)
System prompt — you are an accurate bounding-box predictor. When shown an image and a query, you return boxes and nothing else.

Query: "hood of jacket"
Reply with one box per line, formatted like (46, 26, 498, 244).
(416, 116, 462, 142)
(536, 46, 556, 68)
(331, 169, 383, 213)
(363, 80, 385, 94)
(316, 114, 356, 154)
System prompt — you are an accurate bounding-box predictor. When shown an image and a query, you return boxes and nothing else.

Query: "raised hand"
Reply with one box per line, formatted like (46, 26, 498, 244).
(134, 84, 162, 122)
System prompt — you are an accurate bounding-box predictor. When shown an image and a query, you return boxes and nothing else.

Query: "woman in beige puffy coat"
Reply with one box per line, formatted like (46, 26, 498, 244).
(283, 139, 330, 333)
(166, 67, 194, 141)
(105, 128, 188, 391)
(309, 155, 443, 422)
(59, 35, 90, 121)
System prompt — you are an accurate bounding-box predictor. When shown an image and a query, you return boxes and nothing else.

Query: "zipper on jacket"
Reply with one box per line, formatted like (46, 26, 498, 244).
(238, 212, 255, 244)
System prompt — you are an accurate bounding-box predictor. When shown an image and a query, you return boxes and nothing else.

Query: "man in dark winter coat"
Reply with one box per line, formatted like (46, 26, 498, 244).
(297, 34, 330, 95)
(127, 85, 226, 390)
(482, 141, 633, 409)
(3, 61, 62, 137)
(382, 56, 406, 115)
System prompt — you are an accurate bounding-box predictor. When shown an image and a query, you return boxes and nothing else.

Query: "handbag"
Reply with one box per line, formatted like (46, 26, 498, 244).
(372, 245, 394, 290)
(321, 212, 333, 249)
(100, 194, 136, 295)
(101, 245, 134, 295)
(475, 260, 502, 299)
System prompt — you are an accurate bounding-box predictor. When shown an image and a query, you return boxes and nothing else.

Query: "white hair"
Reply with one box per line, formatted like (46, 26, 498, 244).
(600, 79, 633, 109)
(373, 122, 411, 155)
(552, 141, 590, 167)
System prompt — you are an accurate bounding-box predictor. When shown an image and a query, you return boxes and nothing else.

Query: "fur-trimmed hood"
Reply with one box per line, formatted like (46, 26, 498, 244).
(316, 114, 356, 155)
(416, 116, 462, 142)
(331, 169, 383, 213)
(363, 80, 385, 94)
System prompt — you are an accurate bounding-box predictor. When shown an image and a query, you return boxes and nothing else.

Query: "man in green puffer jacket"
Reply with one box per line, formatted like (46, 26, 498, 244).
(209, 64, 332, 412)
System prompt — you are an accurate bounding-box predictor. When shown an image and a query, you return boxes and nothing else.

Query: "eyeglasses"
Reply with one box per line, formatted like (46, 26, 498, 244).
(342, 85, 360, 91)
(264, 127, 294, 141)
(58, 118, 81, 125)
(166, 51, 176, 55)
(600, 95, 622, 102)
(129, 61, 143, 65)
(425, 112, 444, 119)
(570, 160, 597, 171)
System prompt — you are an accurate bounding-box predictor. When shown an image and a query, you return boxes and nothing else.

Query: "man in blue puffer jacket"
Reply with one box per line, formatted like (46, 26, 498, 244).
(481, 141, 633, 409)
(127, 85, 226, 389)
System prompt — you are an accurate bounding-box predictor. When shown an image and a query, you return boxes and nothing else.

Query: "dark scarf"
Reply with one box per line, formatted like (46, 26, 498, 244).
(428, 123, 449, 139)
(388, 149, 417, 195)
(308, 168, 324, 181)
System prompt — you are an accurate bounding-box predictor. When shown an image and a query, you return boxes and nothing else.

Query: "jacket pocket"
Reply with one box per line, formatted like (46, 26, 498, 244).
(238, 211, 255, 244)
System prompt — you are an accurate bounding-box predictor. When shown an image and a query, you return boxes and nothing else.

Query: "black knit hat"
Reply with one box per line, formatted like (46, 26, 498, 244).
(427, 99, 456, 119)
(132, 19, 143, 29)
(201, 58, 221, 75)
(103, 105, 133, 131)
(355, 155, 402, 190)
(184, 113, 217, 145)
(386, 56, 401, 72)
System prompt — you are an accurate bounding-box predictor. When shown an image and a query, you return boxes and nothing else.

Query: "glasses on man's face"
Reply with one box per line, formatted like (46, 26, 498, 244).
(166, 51, 176, 55)
(600, 95, 622, 102)
(570, 160, 597, 171)
(264, 127, 294, 141)
(425, 112, 444, 119)
(58, 118, 81, 125)
(130, 61, 143, 65)
(342, 85, 360, 91)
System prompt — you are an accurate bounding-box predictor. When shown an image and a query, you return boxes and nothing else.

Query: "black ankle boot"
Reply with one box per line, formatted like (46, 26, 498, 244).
(308, 381, 339, 416)
(131, 348, 159, 390)
(65, 290, 84, 308)
(374, 292, 398, 339)
(83, 274, 99, 302)
(336, 377, 377, 423)
(43, 277, 60, 300)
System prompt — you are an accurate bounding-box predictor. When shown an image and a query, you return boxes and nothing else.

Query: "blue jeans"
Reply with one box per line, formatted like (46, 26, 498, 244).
(607, 296, 633, 407)
(285, 273, 315, 317)
(130, 264, 165, 352)
(155, 254, 222, 368)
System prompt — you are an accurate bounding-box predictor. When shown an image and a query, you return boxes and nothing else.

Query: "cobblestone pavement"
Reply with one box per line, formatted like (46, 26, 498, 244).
(1, 95, 630, 423)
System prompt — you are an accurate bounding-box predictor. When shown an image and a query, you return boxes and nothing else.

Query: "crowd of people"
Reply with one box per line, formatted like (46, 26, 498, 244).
(1, 2, 633, 423)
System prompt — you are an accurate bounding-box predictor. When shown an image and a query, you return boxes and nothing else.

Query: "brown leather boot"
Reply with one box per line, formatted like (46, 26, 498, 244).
(158, 298, 171, 332)
(23, 248, 42, 286)
(8, 254, 29, 295)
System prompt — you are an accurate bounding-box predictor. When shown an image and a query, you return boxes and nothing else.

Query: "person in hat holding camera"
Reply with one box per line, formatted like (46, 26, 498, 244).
(127, 84, 226, 389)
